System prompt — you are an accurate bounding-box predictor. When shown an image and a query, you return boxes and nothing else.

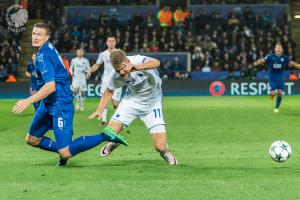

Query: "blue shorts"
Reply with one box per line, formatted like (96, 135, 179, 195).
(269, 80, 284, 91)
(28, 101, 74, 150)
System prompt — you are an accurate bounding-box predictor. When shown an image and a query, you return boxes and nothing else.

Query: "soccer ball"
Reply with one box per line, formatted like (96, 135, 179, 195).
(269, 140, 292, 162)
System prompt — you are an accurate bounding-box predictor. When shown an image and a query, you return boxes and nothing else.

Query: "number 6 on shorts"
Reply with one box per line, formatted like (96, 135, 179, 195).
(58, 117, 64, 128)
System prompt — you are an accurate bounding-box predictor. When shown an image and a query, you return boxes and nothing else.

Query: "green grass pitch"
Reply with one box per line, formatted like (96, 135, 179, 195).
(1, 96, 300, 200)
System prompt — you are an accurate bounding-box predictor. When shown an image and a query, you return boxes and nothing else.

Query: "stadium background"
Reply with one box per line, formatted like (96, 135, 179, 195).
(2, 1, 300, 200)
(1, 0, 299, 97)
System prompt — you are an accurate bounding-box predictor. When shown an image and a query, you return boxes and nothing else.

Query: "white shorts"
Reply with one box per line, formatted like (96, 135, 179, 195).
(72, 78, 87, 91)
(111, 99, 166, 134)
(100, 82, 122, 102)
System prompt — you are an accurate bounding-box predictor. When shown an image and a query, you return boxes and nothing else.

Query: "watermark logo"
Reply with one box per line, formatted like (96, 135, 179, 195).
(209, 81, 225, 96)
(5, 5, 28, 32)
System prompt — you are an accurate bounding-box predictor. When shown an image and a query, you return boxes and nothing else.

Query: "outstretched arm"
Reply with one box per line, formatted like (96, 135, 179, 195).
(89, 88, 113, 120)
(69, 60, 74, 76)
(90, 63, 101, 73)
(253, 58, 266, 66)
(290, 61, 300, 69)
(123, 58, 161, 73)
(25, 71, 31, 78)
(134, 58, 161, 70)
(86, 63, 100, 79)
(12, 81, 56, 114)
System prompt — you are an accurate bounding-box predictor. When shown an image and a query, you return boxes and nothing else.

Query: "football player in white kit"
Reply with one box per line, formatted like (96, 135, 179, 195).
(86, 36, 122, 126)
(89, 49, 178, 165)
(70, 49, 90, 111)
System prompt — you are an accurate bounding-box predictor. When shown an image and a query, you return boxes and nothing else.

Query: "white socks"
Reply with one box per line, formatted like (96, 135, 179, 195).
(102, 108, 108, 123)
(79, 95, 85, 106)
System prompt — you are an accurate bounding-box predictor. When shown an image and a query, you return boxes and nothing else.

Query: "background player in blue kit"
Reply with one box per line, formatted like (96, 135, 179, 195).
(12, 23, 127, 166)
(25, 53, 39, 111)
(254, 43, 300, 113)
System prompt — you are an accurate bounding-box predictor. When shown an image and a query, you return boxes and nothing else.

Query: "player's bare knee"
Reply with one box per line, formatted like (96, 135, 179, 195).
(59, 152, 71, 159)
(25, 135, 41, 146)
(58, 148, 72, 159)
(73, 88, 79, 95)
(112, 101, 119, 109)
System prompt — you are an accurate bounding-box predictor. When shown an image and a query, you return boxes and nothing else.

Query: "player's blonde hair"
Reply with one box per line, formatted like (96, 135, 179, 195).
(77, 48, 84, 54)
(110, 49, 126, 69)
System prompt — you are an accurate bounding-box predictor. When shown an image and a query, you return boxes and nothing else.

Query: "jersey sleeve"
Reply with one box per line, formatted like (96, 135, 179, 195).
(143, 69, 161, 86)
(132, 55, 153, 65)
(37, 52, 55, 83)
(285, 55, 290, 65)
(69, 59, 74, 74)
(85, 58, 90, 69)
(264, 54, 271, 65)
(145, 68, 160, 77)
(96, 53, 103, 65)
(107, 72, 125, 91)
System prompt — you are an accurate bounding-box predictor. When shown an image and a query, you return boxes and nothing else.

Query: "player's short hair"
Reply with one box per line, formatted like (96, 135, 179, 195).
(110, 49, 126, 69)
(33, 23, 50, 36)
(77, 48, 84, 53)
(107, 35, 116, 40)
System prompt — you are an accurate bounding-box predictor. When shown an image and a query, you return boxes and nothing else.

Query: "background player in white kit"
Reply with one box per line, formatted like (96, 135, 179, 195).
(89, 49, 178, 165)
(70, 49, 90, 111)
(86, 36, 122, 126)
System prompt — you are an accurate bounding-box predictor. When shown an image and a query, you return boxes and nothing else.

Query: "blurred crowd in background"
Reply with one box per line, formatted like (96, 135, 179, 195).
(190, 0, 289, 4)
(0, 0, 295, 81)
(47, 5, 295, 80)
(0, 9, 22, 81)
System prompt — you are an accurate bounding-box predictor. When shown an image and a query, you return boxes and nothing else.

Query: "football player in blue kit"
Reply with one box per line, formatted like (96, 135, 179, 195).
(12, 23, 128, 166)
(254, 43, 300, 113)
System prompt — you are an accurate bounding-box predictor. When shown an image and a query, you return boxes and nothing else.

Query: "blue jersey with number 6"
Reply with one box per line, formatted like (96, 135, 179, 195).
(28, 41, 74, 150)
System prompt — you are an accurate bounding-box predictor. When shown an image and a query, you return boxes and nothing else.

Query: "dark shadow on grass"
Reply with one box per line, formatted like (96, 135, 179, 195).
(85, 159, 165, 168)
(10, 113, 33, 117)
(27, 161, 57, 167)
(26, 159, 165, 168)
(28, 161, 86, 168)
(26, 159, 298, 174)
(185, 165, 300, 176)
(279, 112, 300, 117)
(70, 162, 299, 178)
(26, 157, 96, 167)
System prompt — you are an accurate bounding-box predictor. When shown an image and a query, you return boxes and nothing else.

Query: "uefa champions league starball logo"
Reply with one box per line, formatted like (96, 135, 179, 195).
(209, 81, 225, 96)
(5, 5, 28, 32)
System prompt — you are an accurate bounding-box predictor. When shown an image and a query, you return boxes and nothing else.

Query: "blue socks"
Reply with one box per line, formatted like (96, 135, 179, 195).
(35, 134, 107, 157)
(37, 136, 58, 153)
(276, 96, 282, 109)
(69, 134, 106, 156)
